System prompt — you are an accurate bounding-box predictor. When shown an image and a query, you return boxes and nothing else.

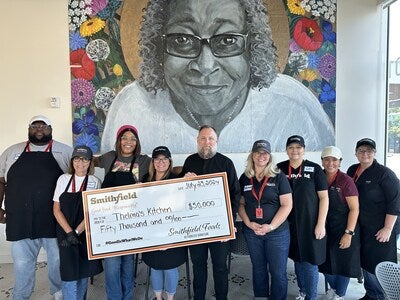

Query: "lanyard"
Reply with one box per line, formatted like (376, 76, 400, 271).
(327, 171, 339, 187)
(249, 176, 269, 208)
(25, 140, 53, 152)
(71, 175, 87, 193)
(352, 165, 361, 182)
(288, 164, 302, 179)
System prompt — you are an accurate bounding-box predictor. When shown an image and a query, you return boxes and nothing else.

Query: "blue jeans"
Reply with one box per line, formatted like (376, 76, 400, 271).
(151, 267, 179, 295)
(363, 269, 386, 300)
(324, 274, 350, 297)
(294, 261, 319, 300)
(189, 241, 230, 300)
(104, 255, 134, 300)
(62, 278, 88, 300)
(243, 226, 290, 300)
(12, 238, 62, 300)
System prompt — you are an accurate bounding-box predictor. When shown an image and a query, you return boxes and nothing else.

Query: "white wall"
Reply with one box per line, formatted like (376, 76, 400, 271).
(0, 0, 388, 262)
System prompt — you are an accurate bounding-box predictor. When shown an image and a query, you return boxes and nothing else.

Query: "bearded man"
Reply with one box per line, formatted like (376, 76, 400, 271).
(181, 125, 240, 300)
(0, 115, 72, 300)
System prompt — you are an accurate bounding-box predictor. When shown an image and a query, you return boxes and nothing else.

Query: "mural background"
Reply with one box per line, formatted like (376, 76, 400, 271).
(68, 0, 336, 154)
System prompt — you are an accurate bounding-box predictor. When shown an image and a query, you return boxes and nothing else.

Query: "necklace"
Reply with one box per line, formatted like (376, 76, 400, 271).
(185, 95, 241, 128)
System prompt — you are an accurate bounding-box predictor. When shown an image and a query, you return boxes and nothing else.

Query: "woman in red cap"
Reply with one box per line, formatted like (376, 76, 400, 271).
(95, 125, 151, 300)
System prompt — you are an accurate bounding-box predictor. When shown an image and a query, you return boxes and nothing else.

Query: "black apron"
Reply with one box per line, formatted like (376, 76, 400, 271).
(101, 155, 137, 188)
(5, 142, 63, 241)
(319, 179, 361, 277)
(56, 175, 103, 281)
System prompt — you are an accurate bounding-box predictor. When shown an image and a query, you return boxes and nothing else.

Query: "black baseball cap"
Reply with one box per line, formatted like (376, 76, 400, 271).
(286, 135, 305, 148)
(356, 138, 376, 150)
(72, 145, 93, 160)
(251, 140, 271, 153)
(152, 146, 171, 158)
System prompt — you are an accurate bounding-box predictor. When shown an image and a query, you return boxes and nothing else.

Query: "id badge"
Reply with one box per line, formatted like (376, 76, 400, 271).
(256, 207, 263, 219)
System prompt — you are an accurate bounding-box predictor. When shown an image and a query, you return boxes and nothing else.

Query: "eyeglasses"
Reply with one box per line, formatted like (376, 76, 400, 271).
(162, 32, 248, 58)
(121, 136, 137, 142)
(356, 149, 375, 155)
(29, 124, 51, 130)
(73, 156, 90, 163)
(154, 158, 169, 163)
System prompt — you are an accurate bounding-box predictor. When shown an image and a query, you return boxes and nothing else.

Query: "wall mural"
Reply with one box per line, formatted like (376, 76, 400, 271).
(69, 0, 336, 154)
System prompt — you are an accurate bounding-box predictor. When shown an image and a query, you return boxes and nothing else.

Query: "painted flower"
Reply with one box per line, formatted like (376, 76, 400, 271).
(299, 68, 318, 82)
(97, 0, 122, 19)
(289, 39, 301, 53)
(71, 78, 95, 107)
(68, 0, 92, 31)
(73, 109, 99, 136)
(288, 0, 306, 15)
(300, 0, 336, 23)
(307, 53, 320, 68)
(293, 17, 323, 51)
(69, 32, 87, 51)
(318, 53, 336, 79)
(70, 49, 96, 80)
(319, 79, 336, 103)
(90, 0, 109, 15)
(79, 17, 105, 37)
(95, 87, 115, 110)
(86, 39, 110, 61)
(113, 64, 123, 76)
(322, 20, 336, 43)
(288, 51, 309, 72)
(74, 133, 99, 154)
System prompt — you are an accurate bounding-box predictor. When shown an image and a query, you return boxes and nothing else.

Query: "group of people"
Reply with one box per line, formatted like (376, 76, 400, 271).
(0, 115, 399, 300)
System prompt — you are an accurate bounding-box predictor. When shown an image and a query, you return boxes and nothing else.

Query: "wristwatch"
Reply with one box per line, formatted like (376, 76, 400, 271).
(344, 229, 355, 236)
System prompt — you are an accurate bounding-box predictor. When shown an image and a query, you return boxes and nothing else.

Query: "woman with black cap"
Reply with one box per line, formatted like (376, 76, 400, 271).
(347, 138, 400, 300)
(95, 125, 151, 300)
(53, 145, 103, 299)
(142, 146, 187, 300)
(277, 135, 329, 300)
(238, 140, 292, 300)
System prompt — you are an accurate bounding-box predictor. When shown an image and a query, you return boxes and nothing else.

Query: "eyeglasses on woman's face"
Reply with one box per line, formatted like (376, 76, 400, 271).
(73, 156, 90, 163)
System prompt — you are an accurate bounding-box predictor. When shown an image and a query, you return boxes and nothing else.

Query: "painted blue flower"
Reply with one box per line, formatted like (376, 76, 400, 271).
(73, 109, 99, 136)
(322, 20, 336, 43)
(74, 133, 99, 154)
(319, 79, 336, 103)
(307, 53, 320, 69)
(69, 31, 88, 51)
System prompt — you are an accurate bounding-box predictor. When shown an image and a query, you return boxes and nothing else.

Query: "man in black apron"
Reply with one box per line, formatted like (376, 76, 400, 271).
(0, 115, 72, 300)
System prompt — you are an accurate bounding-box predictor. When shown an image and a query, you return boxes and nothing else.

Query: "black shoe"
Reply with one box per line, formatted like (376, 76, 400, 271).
(359, 295, 375, 300)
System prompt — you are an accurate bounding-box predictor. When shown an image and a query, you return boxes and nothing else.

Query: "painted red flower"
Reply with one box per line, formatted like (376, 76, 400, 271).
(293, 18, 323, 51)
(70, 49, 96, 80)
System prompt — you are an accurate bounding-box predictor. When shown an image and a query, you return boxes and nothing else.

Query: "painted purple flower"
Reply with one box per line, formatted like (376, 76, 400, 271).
(319, 79, 336, 103)
(90, 0, 109, 15)
(74, 133, 99, 154)
(318, 53, 336, 79)
(69, 31, 87, 51)
(289, 39, 301, 53)
(71, 78, 95, 107)
(73, 109, 99, 136)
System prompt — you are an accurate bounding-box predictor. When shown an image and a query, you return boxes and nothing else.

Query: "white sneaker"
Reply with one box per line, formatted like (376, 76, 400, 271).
(53, 290, 63, 300)
(326, 288, 344, 300)
(295, 292, 306, 300)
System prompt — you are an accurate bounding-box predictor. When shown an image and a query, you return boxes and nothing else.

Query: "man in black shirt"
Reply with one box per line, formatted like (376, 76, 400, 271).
(181, 125, 240, 300)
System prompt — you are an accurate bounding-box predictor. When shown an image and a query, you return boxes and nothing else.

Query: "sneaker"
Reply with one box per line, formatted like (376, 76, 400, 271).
(295, 292, 306, 300)
(326, 288, 336, 300)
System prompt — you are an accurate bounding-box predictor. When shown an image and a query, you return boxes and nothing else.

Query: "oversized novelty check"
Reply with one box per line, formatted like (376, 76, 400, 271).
(82, 172, 235, 260)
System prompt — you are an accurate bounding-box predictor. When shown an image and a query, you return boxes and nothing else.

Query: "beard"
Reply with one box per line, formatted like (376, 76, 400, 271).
(28, 133, 52, 145)
(198, 145, 217, 159)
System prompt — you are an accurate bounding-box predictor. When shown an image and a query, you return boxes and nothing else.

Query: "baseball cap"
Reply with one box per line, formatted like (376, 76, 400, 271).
(356, 138, 376, 150)
(29, 115, 51, 126)
(321, 146, 342, 160)
(116, 125, 138, 139)
(286, 135, 305, 148)
(72, 145, 93, 160)
(152, 146, 171, 159)
(251, 140, 271, 153)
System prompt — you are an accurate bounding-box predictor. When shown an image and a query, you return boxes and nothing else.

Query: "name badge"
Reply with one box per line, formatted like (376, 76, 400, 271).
(87, 181, 96, 189)
(243, 185, 252, 192)
(304, 166, 314, 172)
(256, 207, 263, 219)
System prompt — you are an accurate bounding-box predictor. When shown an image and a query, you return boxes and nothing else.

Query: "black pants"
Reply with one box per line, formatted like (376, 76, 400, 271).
(189, 241, 230, 300)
